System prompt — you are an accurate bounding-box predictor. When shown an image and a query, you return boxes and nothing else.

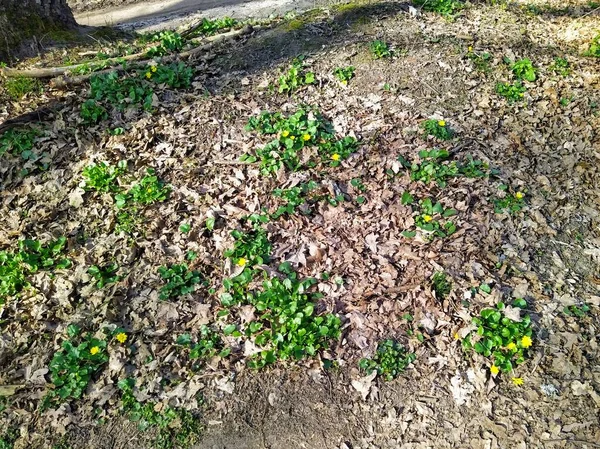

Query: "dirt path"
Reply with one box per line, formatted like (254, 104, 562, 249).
(75, 0, 323, 31)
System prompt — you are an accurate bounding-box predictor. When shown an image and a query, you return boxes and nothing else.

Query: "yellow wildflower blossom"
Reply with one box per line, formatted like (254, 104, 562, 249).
(515, 192, 524, 200)
(521, 335, 532, 348)
(512, 377, 524, 386)
(468, 46, 473, 52)
(506, 342, 517, 351)
(302, 134, 311, 141)
(237, 257, 247, 267)
(151, 65, 157, 72)
(331, 153, 341, 161)
(281, 130, 290, 138)
(145, 72, 152, 79)
(423, 215, 433, 223)
(438, 120, 446, 127)
(90, 346, 100, 355)
(290, 135, 295, 140)
(116, 333, 127, 344)
(490, 365, 499, 376)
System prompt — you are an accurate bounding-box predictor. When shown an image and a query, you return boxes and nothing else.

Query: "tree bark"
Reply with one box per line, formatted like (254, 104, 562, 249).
(0, 0, 77, 62)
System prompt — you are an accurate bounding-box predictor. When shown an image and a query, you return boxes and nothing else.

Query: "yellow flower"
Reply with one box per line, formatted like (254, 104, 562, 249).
(151, 65, 157, 72)
(423, 215, 433, 223)
(468, 46, 473, 52)
(116, 333, 127, 344)
(490, 365, 499, 376)
(438, 120, 446, 127)
(512, 377, 524, 386)
(281, 130, 290, 138)
(145, 72, 152, 79)
(341, 80, 347, 85)
(290, 135, 296, 140)
(454, 332, 460, 340)
(521, 335, 532, 348)
(506, 342, 517, 351)
(331, 153, 341, 161)
(515, 192, 524, 200)
(237, 257, 247, 267)
(90, 346, 100, 355)
(302, 134, 311, 141)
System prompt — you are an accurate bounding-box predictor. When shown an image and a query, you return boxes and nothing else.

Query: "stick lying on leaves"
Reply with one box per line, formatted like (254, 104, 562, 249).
(1, 25, 254, 81)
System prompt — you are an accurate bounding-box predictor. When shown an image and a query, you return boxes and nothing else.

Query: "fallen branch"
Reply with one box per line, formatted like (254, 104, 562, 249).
(0, 102, 64, 134)
(1, 25, 254, 81)
(49, 25, 254, 88)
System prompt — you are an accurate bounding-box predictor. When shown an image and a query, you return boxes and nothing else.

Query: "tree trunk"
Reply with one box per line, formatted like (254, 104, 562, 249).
(0, 0, 77, 62)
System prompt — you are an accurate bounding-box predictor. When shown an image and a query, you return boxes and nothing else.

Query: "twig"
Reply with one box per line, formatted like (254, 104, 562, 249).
(211, 159, 257, 166)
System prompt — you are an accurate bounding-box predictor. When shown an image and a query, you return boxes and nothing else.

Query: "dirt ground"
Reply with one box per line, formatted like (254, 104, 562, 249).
(1, 1, 599, 448)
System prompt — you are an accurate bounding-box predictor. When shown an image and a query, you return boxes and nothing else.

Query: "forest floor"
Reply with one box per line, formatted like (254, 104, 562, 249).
(0, 1, 599, 448)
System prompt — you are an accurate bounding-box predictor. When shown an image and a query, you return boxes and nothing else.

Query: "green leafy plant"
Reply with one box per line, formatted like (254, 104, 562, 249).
(414, 0, 464, 17)
(422, 119, 453, 140)
(0, 428, 18, 449)
(397, 150, 488, 187)
(2, 76, 41, 100)
(271, 181, 320, 218)
(18, 237, 71, 272)
(244, 108, 358, 175)
(369, 40, 392, 59)
(158, 264, 201, 300)
(0, 251, 26, 302)
(401, 195, 457, 239)
(80, 99, 108, 124)
(119, 378, 202, 449)
(245, 273, 341, 368)
(147, 62, 194, 88)
(45, 325, 108, 405)
(432, 271, 452, 300)
(462, 299, 533, 374)
(0, 127, 40, 157)
(187, 17, 238, 37)
(176, 325, 230, 364)
(467, 50, 492, 73)
(551, 57, 571, 76)
(333, 66, 355, 84)
(495, 81, 526, 102)
(88, 263, 120, 288)
(493, 186, 525, 214)
(121, 168, 171, 207)
(82, 161, 126, 193)
(511, 58, 536, 82)
(585, 34, 600, 57)
(224, 227, 272, 268)
(359, 339, 416, 381)
(277, 57, 315, 94)
(143, 30, 185, 57)
(89, 71, 154, 111)
(563, 303, 590, 317)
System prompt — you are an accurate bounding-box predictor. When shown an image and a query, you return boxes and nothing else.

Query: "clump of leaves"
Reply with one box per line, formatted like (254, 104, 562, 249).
(0, 251, 26, 303)
(89, 71, 154, 111)
(187, 16, 238, 37)
(422, 119, 453, 140)
(158, 264, 202, 300)
(120, 168, 171, 207)
(397, 149, 488, 187)
(585, 34, 600, 57)
(462, 299, 533, 374)
(563, 303, 590, 317)
(2, 76, 41, 100)
(467, 50, 492, 73)
(550, 57, 571, 76)
(176, 325, 230, 365)
(244, 108, 358, 174)
(19, 238, 71, 272)
(511, 58, 536, 82)
(88, 263, 120, 288)
(44, 324, 108, 406)
(0, 127, 40, 157)
(495, 81, 526, 102)
(271, 181, 320, 218)
(359, 339, 416, 381)
(119, 378, 202, 449)
(369, 40, 392, 59)
(80, 99, 108, 124)
(432, 272, 452, 300)
(245, 271, 342, 368)
(82, 161, 126, 193)
(493, 186, 525, 214)
(144, 62, 194, 88)
(333, 66, 355, 85)
(278, 57, 315, 94)
(143, 30, 185, 57)
(414, 0, 464, 17)
(224, 227, 272, 268)
(0, 428, 18, 449)
(401, 194, 457, 239)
